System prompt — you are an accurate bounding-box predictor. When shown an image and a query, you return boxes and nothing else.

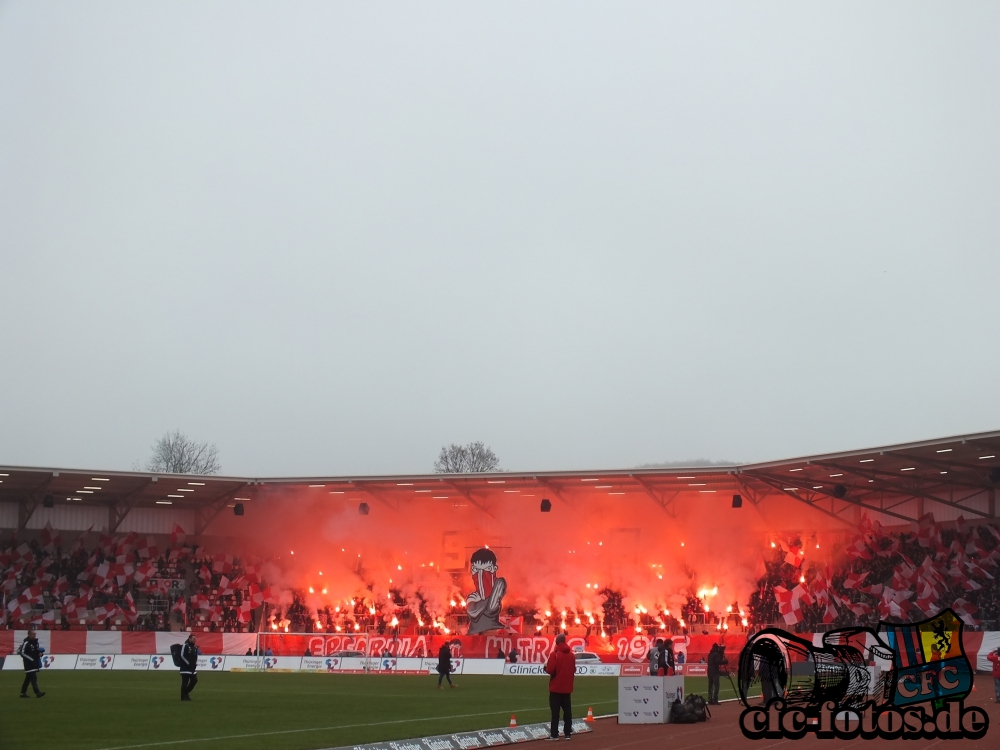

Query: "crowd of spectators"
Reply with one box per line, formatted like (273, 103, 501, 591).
(6, 515, 999, 636)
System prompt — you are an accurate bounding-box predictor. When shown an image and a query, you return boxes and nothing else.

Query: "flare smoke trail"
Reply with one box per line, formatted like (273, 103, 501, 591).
(213, 490, 814, 625)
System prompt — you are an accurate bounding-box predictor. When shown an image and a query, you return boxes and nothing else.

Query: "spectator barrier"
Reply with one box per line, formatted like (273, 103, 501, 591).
(0, 654, 622, 674)
(4, 629, 997, 672)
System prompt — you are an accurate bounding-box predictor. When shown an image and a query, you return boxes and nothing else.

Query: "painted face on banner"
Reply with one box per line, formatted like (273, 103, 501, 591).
(466, 548, 506, 634)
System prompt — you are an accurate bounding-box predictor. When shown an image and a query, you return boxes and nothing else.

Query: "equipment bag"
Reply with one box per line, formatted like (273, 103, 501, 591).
(686, 694, 710, 722)
(170, 643, 183, 667)
(670, 699, 697, 724)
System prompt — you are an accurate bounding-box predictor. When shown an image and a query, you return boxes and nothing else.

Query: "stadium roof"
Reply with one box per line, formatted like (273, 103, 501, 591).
(2, 430, 999, 534)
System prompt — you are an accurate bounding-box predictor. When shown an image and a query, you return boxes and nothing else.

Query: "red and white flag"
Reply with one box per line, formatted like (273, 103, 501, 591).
(773, 586, 805, 625)
(124, 591, 138, 622)
(213, 553, 235, 574)
(170, 524, 186, 547)
(69, 526, 93, 555)
(843, 571, 869, 590)
(135, 536, 159, 559)
(952, 599, 980, 627)
(51, 576, 69, 598)
(40, 522, 61, 553)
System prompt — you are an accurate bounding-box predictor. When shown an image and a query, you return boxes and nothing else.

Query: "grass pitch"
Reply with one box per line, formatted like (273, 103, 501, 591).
(0, 671, 618, 750)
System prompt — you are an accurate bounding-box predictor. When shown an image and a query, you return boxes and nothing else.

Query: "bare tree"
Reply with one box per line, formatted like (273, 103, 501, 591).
(143, 431, 222, 475)
(434, 442, 501, 473)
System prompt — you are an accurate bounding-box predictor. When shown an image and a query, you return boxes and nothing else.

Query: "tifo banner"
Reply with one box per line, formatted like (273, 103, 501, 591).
(254, 632, 727, 663)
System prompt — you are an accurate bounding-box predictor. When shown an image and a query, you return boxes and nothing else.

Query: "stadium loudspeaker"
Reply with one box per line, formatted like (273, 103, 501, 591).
(42, 494, 54, 508)
(989, 467, 1000, 484)
(732, 494, 742, 508)
(833, 484, 847, 499)
(233, 503, 244, 516)
(359, 502, 370, 515)
(540, 499, 552, 512)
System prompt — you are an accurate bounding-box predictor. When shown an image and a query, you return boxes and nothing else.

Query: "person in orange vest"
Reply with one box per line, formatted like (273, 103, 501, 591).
(545, 634, 576, 740)
(987, 646, 1000, 703)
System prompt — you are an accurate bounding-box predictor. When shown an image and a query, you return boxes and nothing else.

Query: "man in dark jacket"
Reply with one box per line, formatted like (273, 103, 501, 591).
(706, 643, 728, 704)
(544, 634, 576, 739)
(18, 630, 46, 698)
(436, 641, 455, 688)
(659, 640, 675, 676)
(179, 634, 199, 701)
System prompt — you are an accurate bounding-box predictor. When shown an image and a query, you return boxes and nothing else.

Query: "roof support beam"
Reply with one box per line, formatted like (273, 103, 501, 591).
(535, 478, 572, 508)
(889, 453, 993, 489)
(355, 485, 398, 512)
(630, 475, 679, 516)
(814, 461, 991, 519)
(18, 474, 58, 532)
(746, 473, 875, 527)
(731, 475, 772, 523)
(108, 480, 156, 533)
(441, 482, 495, 519)
(195, 485, 251, 535)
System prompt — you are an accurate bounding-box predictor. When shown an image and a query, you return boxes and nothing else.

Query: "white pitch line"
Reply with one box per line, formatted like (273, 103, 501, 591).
(93, 701, 619, 750)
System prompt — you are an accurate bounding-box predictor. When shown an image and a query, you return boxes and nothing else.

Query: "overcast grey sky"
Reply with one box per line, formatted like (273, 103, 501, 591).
(1, 2, 997, 476)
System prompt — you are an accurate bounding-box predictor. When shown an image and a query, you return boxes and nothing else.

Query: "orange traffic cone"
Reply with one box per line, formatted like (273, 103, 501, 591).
(509, 715, 517, 728)
(585, 707, 595, 723)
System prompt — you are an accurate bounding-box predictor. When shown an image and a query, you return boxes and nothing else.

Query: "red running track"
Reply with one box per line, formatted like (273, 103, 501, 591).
(572, 674, 1000, 750)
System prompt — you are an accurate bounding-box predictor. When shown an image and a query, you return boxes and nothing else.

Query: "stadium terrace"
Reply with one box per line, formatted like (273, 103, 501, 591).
(3, 430, 1000, 663)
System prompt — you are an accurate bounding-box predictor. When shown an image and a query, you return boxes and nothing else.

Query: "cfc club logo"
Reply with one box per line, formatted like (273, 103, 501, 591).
(466, 548, 507, 635)
(150, 656, 165, 669)
(737, 609, 988, 741)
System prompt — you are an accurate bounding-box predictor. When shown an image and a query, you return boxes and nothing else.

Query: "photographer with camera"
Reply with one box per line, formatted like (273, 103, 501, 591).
(987, 645, 1000, 703)
(706, 642, 728, 705)
(17, 630, 46, 699)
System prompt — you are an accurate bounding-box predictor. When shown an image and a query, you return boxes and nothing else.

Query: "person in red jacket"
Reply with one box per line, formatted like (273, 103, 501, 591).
(987, 646, 1000, 703)
(545, 634, 576, 740)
